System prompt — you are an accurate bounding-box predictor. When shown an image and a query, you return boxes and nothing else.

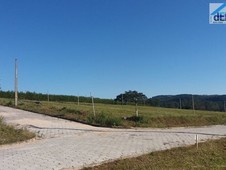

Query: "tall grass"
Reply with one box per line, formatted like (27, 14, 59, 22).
(0, 116, 35, 145)
(87, 112, 122, 127)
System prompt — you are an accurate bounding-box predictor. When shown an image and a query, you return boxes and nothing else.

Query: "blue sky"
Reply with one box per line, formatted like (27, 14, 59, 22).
(0, 0, 226, 99)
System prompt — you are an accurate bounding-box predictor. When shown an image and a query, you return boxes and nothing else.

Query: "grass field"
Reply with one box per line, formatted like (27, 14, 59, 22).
(82, 138, 226, 170)
(0, 116, 35, 145)
(0, 98, 226, 128)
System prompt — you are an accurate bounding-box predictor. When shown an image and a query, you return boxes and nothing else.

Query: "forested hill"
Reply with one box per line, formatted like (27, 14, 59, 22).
(147, 94, 226, 112)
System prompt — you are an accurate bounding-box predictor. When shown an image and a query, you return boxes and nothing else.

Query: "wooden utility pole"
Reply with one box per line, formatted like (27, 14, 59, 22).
(77, 94, 80, 106)
(135, 98, 139, 117)
(15, 59, 18, 107)
(192, 95, 195, 114)
(135, 103, 139, 117)
(90, 92, 95, 117)
(91, 95, 95, 117)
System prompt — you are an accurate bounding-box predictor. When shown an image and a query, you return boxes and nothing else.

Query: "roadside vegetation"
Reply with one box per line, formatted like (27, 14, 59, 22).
(82, 138, 226, 170)
(0, 98, 226, 128)
(0, 116, 35, 145)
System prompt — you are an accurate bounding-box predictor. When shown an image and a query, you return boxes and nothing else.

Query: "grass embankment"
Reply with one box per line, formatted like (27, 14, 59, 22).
(0, 117, 35, 145)
(0, 98, 226, 128)
(83, 138, 226, 170)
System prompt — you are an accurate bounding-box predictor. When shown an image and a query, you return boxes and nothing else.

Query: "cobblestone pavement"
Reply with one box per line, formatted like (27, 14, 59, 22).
(0, 105, 226, 170)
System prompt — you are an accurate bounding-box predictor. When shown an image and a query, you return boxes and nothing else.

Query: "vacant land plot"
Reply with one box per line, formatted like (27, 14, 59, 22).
(0, 106, 226, 170)
(0, 98, 226, 128)
(82, 138, 226, 170)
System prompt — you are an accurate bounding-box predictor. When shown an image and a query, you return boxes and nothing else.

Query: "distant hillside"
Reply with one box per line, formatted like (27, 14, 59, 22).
(147, 94, 226, 112)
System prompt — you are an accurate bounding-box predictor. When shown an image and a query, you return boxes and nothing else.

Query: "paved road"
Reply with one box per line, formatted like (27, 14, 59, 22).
(0, 105, 226, 170)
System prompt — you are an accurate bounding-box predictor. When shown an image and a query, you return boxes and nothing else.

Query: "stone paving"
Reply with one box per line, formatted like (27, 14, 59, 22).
(0, 105, 226, 170)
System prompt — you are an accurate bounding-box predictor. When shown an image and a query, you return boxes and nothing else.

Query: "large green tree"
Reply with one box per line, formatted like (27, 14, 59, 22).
(115, 90, 148, 104)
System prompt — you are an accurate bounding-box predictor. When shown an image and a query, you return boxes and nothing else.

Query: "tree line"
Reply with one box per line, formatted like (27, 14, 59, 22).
(0, 91, 114, 104)
(1, 90, 226, 112)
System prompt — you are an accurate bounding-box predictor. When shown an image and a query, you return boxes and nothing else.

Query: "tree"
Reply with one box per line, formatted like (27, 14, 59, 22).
(114, 90, 148, 104)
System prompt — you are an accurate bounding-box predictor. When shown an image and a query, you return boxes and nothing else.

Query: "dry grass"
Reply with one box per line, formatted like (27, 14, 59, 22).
(82, 138, 226, 170)
(0, 116, 35, 145)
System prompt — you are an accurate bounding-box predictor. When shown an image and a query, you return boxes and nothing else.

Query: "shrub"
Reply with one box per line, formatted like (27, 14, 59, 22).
(0, 116, 3, 123)
(58, 107, 83, 115)
(59, 107, 66, 111)
(0, 116, 35, 145)
(126, 115, 144, 122)
(87, 112, 122, 127)
(6, 101, 13, 107)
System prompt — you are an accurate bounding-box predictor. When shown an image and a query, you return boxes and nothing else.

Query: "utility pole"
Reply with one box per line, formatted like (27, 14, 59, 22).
(15, 59, 18, 107)
(135, 98, 139, 117)
(91, 93, 95, 117)
(77, 94, 80, 106)
(192, 95, 195, 114)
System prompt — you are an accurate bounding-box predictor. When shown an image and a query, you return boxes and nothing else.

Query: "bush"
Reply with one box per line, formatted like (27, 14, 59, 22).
(0, 116, 3, 123)
(126, 115, 144, 122)
(6, 101, 13, 107)
(58, 107, 83, 115)
(0, 116, 35, 145)
(87, 112, 122, 127)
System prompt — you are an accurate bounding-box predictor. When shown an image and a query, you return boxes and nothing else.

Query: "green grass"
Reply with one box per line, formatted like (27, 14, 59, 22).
(0, 98, 226, 128)
(0, 116, 35, 145)
(82, 138, 226, 170)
